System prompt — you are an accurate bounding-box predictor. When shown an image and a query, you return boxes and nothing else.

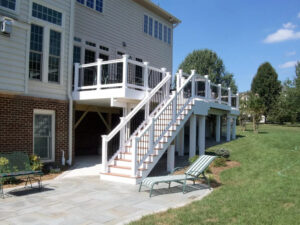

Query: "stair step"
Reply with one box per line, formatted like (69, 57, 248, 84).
(116, 158, 153, 164)
(108, 165, 146, 171)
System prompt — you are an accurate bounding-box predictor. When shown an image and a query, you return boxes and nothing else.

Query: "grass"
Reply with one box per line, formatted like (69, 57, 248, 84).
(130, 124, 300, 225)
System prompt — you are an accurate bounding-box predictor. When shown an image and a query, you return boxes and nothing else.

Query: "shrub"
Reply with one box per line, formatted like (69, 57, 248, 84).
(214, 149, 230, 158)
(30, 155, 43, 171)
(0, 157, 9, 173)
(213, 157, 227, 167)
(189, 155, 199, 164)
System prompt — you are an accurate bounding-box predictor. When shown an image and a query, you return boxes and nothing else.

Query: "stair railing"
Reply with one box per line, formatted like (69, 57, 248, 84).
(102, 73, 172, 173)
(131, 71, 199, 176)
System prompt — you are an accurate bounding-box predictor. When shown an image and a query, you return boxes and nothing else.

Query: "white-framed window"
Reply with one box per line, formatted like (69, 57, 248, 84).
(158, 23, 162, 40)
(29, 1, 64, 84)
(33, 109, 55, 162)
(154, 20, 158, 38)
(143, 15, 148, 34)
(0, 0, 17, 12)
(148, 17, 153, 36)
(163, 25, 167, 43)
(77, 0, 103, 13)
(168, 28, 171, 44)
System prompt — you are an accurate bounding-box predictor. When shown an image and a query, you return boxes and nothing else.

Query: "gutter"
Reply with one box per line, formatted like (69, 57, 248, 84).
(66, 0, 75, 166)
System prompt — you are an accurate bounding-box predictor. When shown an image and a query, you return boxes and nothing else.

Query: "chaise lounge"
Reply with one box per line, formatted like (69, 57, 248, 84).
(139, 155, 217, 197)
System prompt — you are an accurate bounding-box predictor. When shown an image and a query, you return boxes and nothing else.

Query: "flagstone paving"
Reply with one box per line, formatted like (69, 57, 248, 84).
(0, 176, 211, 225)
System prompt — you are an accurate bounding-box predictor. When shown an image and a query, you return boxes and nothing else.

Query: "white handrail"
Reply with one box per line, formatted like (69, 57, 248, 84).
(104, 74, 172, 142)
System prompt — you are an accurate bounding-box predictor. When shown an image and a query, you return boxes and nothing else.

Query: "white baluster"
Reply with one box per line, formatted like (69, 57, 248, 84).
(228, 87, 231, 106)
(97, 58, 103, 90)
(101, 135, 108, 173)
(218, 84, 222, 104)
(204, 75, 209, 99)
(131, 136, 138, 177)
(143, 62, 149, 91)
(149, 117, 155, 154)
(122, 55, 129, 89)
(236, 93, 239, 108)
(172, 90, 177, 123)
(74, 63, 80, 91)
(191, 70, 196, 98)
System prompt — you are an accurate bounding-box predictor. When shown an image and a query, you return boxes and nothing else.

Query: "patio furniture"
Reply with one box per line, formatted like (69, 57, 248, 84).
(139, 155, 216, 197)
(0, 152, 43, 198)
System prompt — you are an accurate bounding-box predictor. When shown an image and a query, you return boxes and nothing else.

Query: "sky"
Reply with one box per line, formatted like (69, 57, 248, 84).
(152, 0, 300, 92)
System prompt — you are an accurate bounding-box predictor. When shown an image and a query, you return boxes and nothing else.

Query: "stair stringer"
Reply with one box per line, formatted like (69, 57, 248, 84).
(139, 103, 196, 181)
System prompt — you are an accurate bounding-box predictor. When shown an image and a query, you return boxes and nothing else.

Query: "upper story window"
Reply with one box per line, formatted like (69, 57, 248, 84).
(149, 17, 153, 36)
(0, 0, 16, 10)
(29, 24, 43, 81)
(158, 23, 162, 40)
(77, 0, 103, 13)
(48, 30, 61, 83)
(163, 25, 167, 42)
(168, 28, 171, 44)
(154, 21, 158, 38)
(143, 15, 148, 34)
(32, 2, 62, 26)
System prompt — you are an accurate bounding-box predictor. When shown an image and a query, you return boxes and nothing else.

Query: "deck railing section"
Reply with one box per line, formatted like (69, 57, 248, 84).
(74, 55, 166, 93)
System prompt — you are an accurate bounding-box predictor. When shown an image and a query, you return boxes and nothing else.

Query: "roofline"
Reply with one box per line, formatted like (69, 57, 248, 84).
(132, 0, 181, 26)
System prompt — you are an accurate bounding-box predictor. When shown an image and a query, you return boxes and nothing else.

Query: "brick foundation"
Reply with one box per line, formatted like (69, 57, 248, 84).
(0, 93, 69, 164)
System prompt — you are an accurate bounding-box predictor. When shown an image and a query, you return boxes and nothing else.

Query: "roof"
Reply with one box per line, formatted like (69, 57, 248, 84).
(132, 0, 181, 25)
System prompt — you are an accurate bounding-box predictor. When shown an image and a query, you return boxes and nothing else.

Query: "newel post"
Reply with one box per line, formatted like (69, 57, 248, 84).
(218, 84, 222, 104)
(122, 54, 129, 88)
(143, 62, 149, 90)
(97, 58, 103, 90)
(236, 93, 239, 109)
(172, 90, 177, 122)
(191, 70, 196, 97)
(208, 80, 211, 99)
(177, 69, 183, 91)
(149, 117, 155, 154)
(131, 136, 138, 177)
(74, 63, 80, 91)
(101, 135, 108, 173)
(228, 87, 231, 106)
(204, 75, 209, 99)
(166, 72, 171, 96)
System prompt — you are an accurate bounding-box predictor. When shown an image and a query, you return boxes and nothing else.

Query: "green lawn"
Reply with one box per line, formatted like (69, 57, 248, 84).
(131, 124, 300, 225)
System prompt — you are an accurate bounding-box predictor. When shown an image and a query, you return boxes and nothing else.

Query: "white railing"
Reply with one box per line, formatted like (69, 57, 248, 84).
(74, 55, 166, 93)
(101, 73, 172, 173)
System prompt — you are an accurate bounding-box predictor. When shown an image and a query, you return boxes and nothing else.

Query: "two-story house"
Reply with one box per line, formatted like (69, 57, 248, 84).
(0, 0, 239, 184)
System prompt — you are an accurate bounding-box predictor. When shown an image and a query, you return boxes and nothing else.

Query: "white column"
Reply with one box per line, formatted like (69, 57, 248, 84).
(74, 63, 80, 91)
(198, 116, 206, 155)
(226, 115, 231, 142)
(228, 87, 231, 106)
(232, 117, 236, 140)
(97, 58, 103, 90)
(101, 135, 108, 172)
(218, 84, 222, 104)
(122, 54, 129, 88)
(167, 145, 175, 173)
(177, 127, 185, 156)
(216, 115, 221, 142)
(189, 114, 196, 158)
(143, 62, 149, 90)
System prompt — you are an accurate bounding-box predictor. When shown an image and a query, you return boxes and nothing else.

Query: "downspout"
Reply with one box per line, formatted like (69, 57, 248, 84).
(66, 0, 75, 165)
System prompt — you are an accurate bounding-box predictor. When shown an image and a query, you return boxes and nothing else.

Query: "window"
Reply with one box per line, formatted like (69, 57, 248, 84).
(74, 37, 81, 42)
(163, 25, 167, 42)
(86, 0, 94, 8)
(100, 45, 109, 51)
(32, 2, 62, 26)
(144, 15, 148, 34)
(0, 0, 16, 10)
(154, 21, 158, 38)
(84, 49, 96, 85)
(48, 30, 61, 83)
(29, 24, 43, 80)
(135, 58, 143, 86)
(159, 23, 162, 40)
(149, 17, 153, 36)
(73, 46, 81, 88)
(77, 0, 103, 13)
(85, 41, 96, 47)
(33, 110, 55, 162)
(95, 0, 103, 12)
(168, 28, 171, 44)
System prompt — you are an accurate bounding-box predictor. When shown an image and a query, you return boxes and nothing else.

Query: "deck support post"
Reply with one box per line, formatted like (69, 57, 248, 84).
(176, 127, 185, 156)
(228, 88, 231, 106)
(232, 117, 236, 140)
(167, 145, 175, 173)
(101, 135, 108, 173)
(218, 84, 222, 104)
(226, 115, 231, 142)
(198, 116, 206, 155)
(122, 55, 129, 88)
(189, 114, 196, 158)
(97, 58, 103, 90)
(216, 115, 221, 142)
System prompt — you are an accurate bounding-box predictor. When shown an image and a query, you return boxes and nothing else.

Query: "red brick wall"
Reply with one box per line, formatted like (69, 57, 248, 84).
(0, 93, 69, 164)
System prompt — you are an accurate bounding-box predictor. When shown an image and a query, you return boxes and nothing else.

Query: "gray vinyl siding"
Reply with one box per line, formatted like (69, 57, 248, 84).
(0, 0, 72, 100)
(74, 0, 173, 72)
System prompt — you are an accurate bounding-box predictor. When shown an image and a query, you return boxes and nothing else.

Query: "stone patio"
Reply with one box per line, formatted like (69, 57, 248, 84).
(0, 176, 212, 225)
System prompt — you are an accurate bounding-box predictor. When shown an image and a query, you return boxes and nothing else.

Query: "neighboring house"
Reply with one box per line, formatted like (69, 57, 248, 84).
(0, 0, 239, 184)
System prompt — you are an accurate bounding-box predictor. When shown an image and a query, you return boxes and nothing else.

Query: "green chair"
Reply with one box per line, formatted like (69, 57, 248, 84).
(139, 155, 216, 197)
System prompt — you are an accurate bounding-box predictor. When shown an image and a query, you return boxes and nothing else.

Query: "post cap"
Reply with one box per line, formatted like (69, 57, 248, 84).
(122, 54, 129, 59)
(161, 67, 167, 72)
(191, 69, 196, 75)
(204, 75, 209, 79)
(143, 61, 149, 66)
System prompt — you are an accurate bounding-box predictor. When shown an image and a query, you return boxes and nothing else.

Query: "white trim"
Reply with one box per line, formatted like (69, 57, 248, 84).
(33, 109, 55, 163)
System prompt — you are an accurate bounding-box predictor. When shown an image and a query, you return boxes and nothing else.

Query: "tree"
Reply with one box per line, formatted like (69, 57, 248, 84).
(251, 62, 281, 119)
(239, 97, 250, 132)
(178, 49, 238, 93)
(248, 93, 265, 133)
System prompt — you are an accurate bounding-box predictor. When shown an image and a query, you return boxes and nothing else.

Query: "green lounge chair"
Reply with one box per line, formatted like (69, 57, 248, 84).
(139, 155, 216, 197)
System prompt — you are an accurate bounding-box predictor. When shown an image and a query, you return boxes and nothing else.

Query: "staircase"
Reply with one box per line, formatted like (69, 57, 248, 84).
(100, 71, 200, 184)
